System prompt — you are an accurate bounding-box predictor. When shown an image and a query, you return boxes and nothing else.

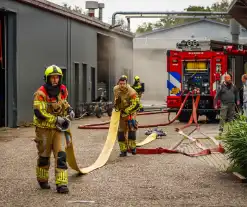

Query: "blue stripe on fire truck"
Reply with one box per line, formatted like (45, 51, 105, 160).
(167, 72, 181, 96)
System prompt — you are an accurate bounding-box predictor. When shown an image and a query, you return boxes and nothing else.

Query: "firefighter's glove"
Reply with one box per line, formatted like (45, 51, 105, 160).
(114, 97, 121, 112)
(56, 116, 66, 125)
(113, 105, 120, 112)
(56, 116, 70, 131)
(120, 110, 129, 118)
(69, 110, 75, 120)
(67, 107, 75, 120)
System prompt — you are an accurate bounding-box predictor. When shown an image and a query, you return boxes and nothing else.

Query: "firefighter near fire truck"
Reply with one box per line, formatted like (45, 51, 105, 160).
(32, 65, 75, 194)
(166, 39, 247, 123)
(214, 73, 240, 133)
(132, 76, 145, 112)
(114, 75, 141, 157)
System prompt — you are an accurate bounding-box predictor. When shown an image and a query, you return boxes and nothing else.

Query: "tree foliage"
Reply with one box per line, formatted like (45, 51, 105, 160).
(62, 3, 87, 15)
(136, 0, 230, 34)
(115, 17, 130, 30)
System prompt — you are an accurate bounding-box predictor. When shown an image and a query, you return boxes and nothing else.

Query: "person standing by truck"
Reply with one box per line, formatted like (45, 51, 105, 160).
(214, 73, 240, 133)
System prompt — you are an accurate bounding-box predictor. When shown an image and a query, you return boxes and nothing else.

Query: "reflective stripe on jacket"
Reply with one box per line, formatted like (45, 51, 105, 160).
(33, 84, 70, 129)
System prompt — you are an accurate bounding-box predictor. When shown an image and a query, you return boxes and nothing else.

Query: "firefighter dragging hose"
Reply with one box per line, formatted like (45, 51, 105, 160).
(32, 65, 75, 194)
(114, 75, 141, 157)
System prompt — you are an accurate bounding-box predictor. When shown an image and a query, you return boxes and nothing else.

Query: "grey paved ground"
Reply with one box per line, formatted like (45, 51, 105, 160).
(1, 113, 247, 207)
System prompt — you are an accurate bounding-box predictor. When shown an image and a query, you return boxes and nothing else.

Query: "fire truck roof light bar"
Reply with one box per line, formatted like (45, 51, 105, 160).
(112, 11, 229, 25)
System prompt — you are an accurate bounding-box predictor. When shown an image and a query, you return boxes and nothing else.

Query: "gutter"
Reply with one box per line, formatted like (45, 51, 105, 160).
(15, 0, 134, 38)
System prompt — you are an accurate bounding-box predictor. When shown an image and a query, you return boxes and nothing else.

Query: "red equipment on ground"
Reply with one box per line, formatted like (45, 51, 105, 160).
(134, 93, 225, 157)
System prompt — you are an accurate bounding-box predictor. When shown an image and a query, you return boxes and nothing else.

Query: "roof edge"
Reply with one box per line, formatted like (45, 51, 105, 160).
(135, 19, 246, 38)
(15, 0, 134, 38)
(228, 0, 238, 13)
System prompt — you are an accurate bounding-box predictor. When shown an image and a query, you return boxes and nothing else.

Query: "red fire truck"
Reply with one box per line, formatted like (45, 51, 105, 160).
(166, 40, 247, 122)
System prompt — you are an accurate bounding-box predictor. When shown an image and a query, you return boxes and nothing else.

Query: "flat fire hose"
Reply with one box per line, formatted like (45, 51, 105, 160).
(174, 94, 225, 156)
(78, 92, 192, 130)
(135, 94, 224, 157)
(66, 110, 120, 174)
(76, 111, 169, 128)
(66, 110, 164, 174)
(134, 96, 207, 156)
(136, 132, 157, 147)
(73, 92, 223, 161)
(74, 92, 193, 159)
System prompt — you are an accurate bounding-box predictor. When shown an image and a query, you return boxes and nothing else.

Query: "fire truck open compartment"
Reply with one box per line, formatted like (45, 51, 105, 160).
(0, 14, 5, 127)
(167, 40, 247, 122)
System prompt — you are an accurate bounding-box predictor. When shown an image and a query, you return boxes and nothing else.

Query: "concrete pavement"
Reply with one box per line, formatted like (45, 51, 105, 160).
(0, 114, 247, 207)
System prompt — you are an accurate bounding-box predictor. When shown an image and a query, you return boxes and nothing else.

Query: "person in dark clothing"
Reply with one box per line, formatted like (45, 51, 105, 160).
(214, 73, 240, 133)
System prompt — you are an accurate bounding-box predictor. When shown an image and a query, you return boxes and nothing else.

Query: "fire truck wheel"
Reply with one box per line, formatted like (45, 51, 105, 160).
(206, 113, 217, 123)
(178, 111, 191, 122)
(178, 111, 200, 122)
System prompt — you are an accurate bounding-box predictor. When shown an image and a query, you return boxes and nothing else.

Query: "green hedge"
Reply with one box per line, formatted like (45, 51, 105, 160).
(221, 114, 247, 176)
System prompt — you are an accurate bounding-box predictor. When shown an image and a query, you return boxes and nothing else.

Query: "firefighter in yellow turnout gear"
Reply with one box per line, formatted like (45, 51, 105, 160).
(114, 75, 141, 157)
(132, 76, 145, 112)
(33, 65, 75, 194)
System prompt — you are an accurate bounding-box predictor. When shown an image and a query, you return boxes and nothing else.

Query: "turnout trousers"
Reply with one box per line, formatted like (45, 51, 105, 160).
(34, 127, 68, 187)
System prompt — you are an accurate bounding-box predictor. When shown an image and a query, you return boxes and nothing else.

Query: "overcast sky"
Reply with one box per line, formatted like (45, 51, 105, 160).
(49, 0, 222, 31)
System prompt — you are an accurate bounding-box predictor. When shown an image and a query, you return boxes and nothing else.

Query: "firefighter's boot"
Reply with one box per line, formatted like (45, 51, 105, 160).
(56, 185, 69, 194)
(128, 132, 137, 155)
(36, 157, 51, 190)
(38, 181, 51, 189)
(55, 151, 69, 194)
(119, 151, 127, 157)
(131, 148, 136, 155)
(118, 131, 127, 157)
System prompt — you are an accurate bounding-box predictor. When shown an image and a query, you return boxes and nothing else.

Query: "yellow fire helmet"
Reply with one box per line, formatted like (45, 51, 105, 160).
(121, 75, 128, 79)
(134, 76, 140, 81)
(44, 65, 63, 83)
(119, 75, 128, 81)
(118, 75, 128, 84)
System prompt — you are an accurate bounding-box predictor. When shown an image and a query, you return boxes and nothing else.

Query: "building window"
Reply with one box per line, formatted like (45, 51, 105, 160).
(82, 63, 87, 102)
(61, 67, 67, 86)
(74, 62, 80, 105)
(91, 67, 96, 101)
